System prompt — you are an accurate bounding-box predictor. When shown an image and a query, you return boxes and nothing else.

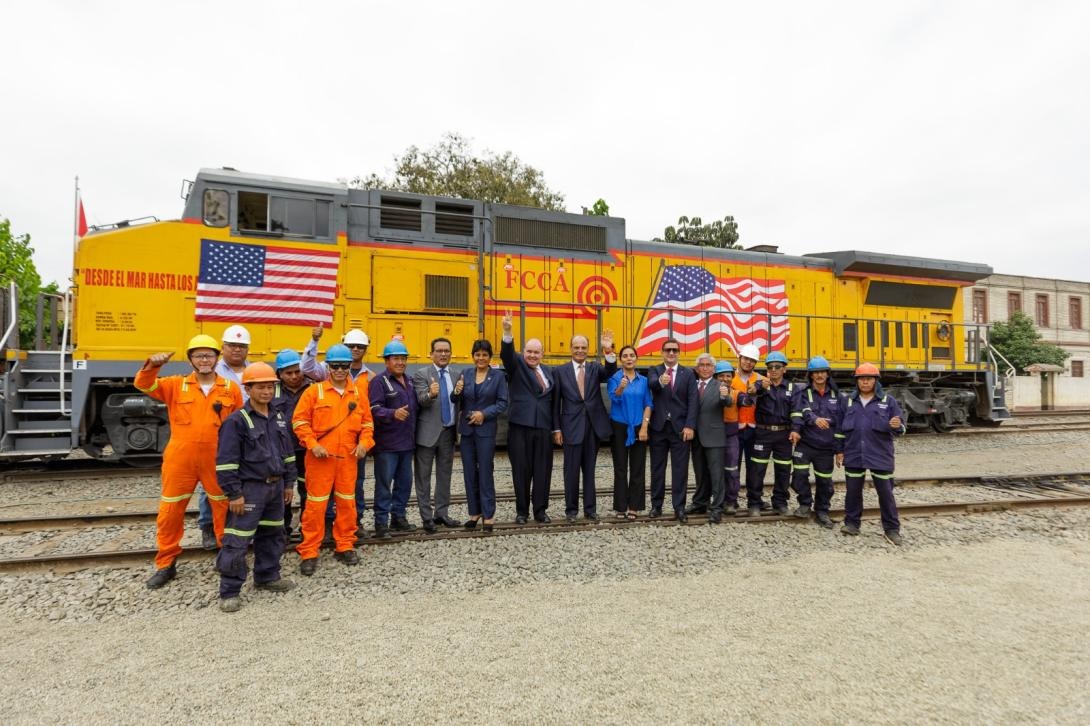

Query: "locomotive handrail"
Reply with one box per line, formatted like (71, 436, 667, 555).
(0, 281, 16, 353)
(58, 289, 72, 416)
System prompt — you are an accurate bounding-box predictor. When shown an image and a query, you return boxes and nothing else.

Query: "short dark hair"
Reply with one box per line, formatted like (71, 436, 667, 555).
(430, 337, 452, 353)
(618, 344, 638, 358)
(661, 338, 681, 351)
(471, 339, 493, 357)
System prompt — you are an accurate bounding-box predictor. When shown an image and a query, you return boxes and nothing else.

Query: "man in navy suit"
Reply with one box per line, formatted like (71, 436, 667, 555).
(647, 338, 699, 522)
(552, 330, 617, 523)
(500, 312, 556, 524)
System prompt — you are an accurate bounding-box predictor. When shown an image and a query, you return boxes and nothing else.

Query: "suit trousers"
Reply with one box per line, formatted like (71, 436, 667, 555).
(649, 427, 691, 513)
(791, 441, 835, 512)
(610, 420, 646, 512)
(508, 423, 553, 519)
(844, 469, 900, 531)
(562, 426, 599, 516)
(746, 428, 792, 508)
(217, 479, 286, 598)
(461, 434, 498, 519)
(414, 425, 456, 521)
(691, 438, 725, 514)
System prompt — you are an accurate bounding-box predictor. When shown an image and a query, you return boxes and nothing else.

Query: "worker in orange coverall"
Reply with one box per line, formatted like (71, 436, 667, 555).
(136, 333, 244, 589)
(293, 343, 375, 576)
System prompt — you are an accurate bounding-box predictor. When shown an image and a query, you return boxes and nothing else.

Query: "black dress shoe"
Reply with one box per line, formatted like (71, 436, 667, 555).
(515, 515, 528, 525)
(648, 508, 663, 519)
(422, 519, 438, 534)
(463, 518, 480, 530)
(585, 512, 600, 523)
(684, 503, 708, 515)
(390, 517, 417, 532)
(146, 564, 177, 590)
(535, 514, 552, 524)
(436, 515, 460, 528)
(675, 511, 688, 524)
(482, 522, 494, 533)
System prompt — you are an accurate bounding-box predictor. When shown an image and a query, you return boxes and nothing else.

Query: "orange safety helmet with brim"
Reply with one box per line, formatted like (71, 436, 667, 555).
(853, 362, 881, 378)
(242, 362, 279, 385)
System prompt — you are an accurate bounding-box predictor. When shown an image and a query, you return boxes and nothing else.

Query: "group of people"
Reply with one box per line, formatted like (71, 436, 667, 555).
(134, 319, 906, 613)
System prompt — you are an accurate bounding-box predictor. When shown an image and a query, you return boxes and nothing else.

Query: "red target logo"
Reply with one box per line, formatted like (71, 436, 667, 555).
(577, 275, 618, 316)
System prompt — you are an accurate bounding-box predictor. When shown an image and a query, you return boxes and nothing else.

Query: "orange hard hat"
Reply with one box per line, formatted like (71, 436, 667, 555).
(854, 362, 880, 378)
(242, 362, 278, 385)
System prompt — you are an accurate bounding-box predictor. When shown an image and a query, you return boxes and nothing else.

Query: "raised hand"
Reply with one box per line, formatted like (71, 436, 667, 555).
(658, 371, 671, 387)
(502, 310, 513, 334)
(600, 328, 614, 353)
(615, 375, 629, 393)
(454, 374, 465, 395)
(311, 325, 323, 341)
(428, 375, 439, 398)
(148, 352, 174, 368)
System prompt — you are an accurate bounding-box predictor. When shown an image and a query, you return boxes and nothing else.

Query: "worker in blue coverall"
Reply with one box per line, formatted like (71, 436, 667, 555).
(745, 351, 796, 517)
(789, 356, 843, 528)
(215, 362, 298, 613)
(836, 363, 906, 546)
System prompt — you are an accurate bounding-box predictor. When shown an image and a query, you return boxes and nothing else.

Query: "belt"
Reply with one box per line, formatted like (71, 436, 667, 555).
(265, 476, 282, 484)
(756, 424, 789, 431)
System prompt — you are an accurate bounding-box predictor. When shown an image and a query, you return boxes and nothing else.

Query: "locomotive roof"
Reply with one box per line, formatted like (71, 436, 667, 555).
(197, 168, 346, 195)
(806, 250, 992, 282)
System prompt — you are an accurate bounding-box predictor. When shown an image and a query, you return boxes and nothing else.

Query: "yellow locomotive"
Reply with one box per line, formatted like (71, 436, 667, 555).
(0, 168, 1003, 462)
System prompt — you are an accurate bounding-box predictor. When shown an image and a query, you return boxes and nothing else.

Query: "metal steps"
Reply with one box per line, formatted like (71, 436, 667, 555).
(2, 348, 75, 458)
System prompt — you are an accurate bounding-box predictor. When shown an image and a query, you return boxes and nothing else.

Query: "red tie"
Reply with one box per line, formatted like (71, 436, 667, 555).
(535, 367, 547, 392)
(668, 367, 675, 390)
(698, 379, 706, 397)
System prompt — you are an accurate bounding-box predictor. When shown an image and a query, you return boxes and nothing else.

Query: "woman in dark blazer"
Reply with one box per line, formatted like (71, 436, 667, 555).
(450, 339, 509, 532)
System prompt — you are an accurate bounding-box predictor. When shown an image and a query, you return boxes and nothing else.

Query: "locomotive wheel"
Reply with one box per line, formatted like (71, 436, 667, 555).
(930, 416, 953, 433)
(120, 456, 163, 469)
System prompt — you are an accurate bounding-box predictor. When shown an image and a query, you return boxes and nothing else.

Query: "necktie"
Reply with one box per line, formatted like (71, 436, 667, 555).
(535, 366, 547, 392)
(698, 379, 706, 397)
(439, 368, 452, 426)
(577, 363, 585, 399)
(668, 366, 675, 390)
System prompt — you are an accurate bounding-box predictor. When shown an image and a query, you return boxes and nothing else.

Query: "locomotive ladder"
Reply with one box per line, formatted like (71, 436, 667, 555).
(0, 282, 75, 460)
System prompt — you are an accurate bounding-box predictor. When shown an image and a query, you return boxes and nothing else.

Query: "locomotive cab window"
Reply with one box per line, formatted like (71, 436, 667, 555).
(202, 189, 229, 227)
(237, 191, 331, 238)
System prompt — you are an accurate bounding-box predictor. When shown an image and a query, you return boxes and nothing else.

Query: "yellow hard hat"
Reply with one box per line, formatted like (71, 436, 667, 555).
(186, 334, 220, 357)
(242, 362, 278, 385)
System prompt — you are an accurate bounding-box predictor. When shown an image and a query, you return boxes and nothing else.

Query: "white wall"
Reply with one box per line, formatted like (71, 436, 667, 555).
(1009, 375, 1090, 410)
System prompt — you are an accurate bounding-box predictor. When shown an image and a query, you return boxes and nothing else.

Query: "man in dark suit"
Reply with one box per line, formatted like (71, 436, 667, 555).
(688, 353, 732, 523)
(647, 338, 698, 522)
(412, 337, 460, 534)
(500, 312, 556, 524)
(552, 330, 617, 523)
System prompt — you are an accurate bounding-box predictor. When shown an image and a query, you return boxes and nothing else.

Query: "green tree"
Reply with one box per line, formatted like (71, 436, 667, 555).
(654, 215, 741, 248)
(0, 217, 58, 347)
(351, 132, 565, 210)
(584, 199, 610, 216)
(987, 311, 1069, 373)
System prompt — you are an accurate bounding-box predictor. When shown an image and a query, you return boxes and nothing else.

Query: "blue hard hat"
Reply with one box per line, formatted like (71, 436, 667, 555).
(382, 340, 410, 357)
(806, 355, 831, 372)
(714, 361, 734, 375)
(326, 343, 353, 363)
(765, 351, 788, 366)
(274, 348, 302, 371)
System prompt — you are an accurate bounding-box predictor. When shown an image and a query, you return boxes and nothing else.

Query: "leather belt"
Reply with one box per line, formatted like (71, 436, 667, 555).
(265, 476, 282, 484)
(756, 424, 789, 431)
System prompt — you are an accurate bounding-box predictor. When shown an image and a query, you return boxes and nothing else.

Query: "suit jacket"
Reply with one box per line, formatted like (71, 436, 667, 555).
(552, 358, 617, 442)
(412, 365, 459, 448)
(499, 338, 554, 430)
(646, 364, 699, 434)
(450, 366, 509, 438)
(693, 377, 730, 447)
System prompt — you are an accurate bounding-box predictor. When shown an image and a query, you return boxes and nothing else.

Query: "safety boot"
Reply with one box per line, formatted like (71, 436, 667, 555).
(390, 516, 417, 533)
(200, 526, 218, 551)
(841, 523, 860, 536)
(374, 523, 392, 540)
(792, 505, 812, 519)
(256, 578, 297, 593)
(773, 504, 790, 516)
(815, 511, 834, 529)
(883, 530, 904, 546)
(145, 564, 177, 590)
(219, 597, 241, 613)
(334, 549, 360, 566)
(300, 558, 318, 576)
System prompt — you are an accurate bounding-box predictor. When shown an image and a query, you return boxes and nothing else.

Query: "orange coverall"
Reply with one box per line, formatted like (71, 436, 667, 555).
(135, 366, 243, 569)
(292, 379, 375, 559)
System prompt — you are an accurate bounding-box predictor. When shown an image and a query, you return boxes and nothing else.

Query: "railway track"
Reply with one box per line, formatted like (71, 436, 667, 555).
(2, 473, 1088, 571)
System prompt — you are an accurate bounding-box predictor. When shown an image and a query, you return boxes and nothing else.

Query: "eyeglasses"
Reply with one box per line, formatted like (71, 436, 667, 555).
(346, 344, 367, 350)
(663, 348, 680, 353)
(328, 363, 351, 370)
(190, 353, 216, 361)
(766, 364, 785, 370)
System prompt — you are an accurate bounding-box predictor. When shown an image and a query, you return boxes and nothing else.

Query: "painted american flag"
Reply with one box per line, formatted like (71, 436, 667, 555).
(635, 265, 789, 356)
(195, 239, 339, 325)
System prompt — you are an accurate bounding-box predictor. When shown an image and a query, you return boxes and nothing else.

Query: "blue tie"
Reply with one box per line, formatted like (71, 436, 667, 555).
(439, 368, 452, 426)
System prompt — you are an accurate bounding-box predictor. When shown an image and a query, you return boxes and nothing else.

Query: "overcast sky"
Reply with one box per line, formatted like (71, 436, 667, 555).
(3, 1, 1089, 286)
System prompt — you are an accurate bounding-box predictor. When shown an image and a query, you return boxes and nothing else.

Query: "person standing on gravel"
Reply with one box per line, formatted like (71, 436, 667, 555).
(716, 361, 747, 515)
(135, 334, 244, 590)
(607, 345, 652, 520)
(214, 362, 297, 613)
(452, 339, 508, 532)
(687, 354, 732, 523)
(745, 351, 795, 517)
(789, 356, 842, 528)
(293, 344, 375, 574)
(369, 340, 419, 538)
(734, 344, 762, 507)
(837, 363, 906, 546)
(271, 349, 311, 540)
(412, 337, 461, 534)
(647, 339, 698, 522)
(500, 312, 556, 525)
(551, 330, 617, 524)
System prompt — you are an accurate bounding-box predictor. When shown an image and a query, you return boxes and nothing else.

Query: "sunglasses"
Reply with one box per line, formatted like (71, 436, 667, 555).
(346, 344, 367, 350)
(663, 348, 680, 353)
(328, 363, 351, 370)
(766, 364, 785, 370)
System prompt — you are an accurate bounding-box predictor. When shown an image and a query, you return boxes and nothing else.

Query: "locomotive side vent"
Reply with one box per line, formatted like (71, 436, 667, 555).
(495, 216, 607, 253)
(381, 197, 423, 231)
(424, 274, 469, 313)
(435, 202, 475, 236)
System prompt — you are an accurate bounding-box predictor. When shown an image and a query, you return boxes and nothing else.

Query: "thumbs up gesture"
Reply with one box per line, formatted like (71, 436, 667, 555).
(616, 375, 629, 393)
(454, 374, 465, 395)
(428, 375, 440, 398)
(148, 351, 175, 368)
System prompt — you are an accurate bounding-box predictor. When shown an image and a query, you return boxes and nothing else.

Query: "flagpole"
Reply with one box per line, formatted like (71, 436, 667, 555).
(72, 175, 80, 256)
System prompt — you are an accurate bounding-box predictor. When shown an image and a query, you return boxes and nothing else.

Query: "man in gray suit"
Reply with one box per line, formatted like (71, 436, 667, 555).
(412, 337, 459, 533)
(689, 353, 733, 523)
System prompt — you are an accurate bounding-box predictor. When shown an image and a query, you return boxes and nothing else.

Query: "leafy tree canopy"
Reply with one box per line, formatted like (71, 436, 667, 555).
(350, 133, 565, 211)
(0, 217, 59, 347)
(988, 311, 1069, 373)
(584, 199, 610, 216)
(654, 215, 741, 249)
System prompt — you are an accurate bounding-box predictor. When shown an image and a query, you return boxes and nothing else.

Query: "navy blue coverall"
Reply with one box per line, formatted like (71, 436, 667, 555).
(837, 388, 905, 532)
(747, 379, 796, 509)
(790, 384, 844, 513)
(271, 381, 308, 534)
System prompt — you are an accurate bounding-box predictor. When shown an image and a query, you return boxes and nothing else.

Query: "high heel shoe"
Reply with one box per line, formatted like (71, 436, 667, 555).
(483, 520, 494, 533)
(464, 518, 480, 530)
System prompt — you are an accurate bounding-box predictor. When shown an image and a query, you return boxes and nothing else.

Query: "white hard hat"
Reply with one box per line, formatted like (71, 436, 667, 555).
(343, 329, 371, 346)
(222, 324, 251, 345)
(737, 343, 761, 362)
